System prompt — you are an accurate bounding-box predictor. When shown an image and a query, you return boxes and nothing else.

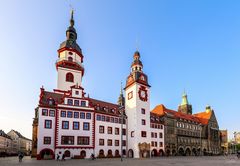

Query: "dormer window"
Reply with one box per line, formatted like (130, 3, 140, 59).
(67, 99, 73, 105)
(48, 98, 55, 105)
(81, 101, 86, 107)
(75, 91, 79, 95)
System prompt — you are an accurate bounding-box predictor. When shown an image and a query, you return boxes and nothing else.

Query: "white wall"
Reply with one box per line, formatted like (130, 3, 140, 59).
(37, 107, 55, 154)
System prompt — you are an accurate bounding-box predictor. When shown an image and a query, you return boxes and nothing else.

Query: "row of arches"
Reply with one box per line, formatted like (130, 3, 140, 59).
(39, 149, 123, 160)
(164, 147, 207, 156)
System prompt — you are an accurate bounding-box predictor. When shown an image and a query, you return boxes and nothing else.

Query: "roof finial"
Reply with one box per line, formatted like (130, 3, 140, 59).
(120, 82, 123, 95)
(136, 37, 139, 52)
(70, 8, 74, 27)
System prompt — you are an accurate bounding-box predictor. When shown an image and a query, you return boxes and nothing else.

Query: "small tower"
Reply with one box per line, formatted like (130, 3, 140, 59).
(117, 83, 125, 107)
(56, 10, 84, 91)
(178, 91, 192, 114)
(125, 51, 151, 158)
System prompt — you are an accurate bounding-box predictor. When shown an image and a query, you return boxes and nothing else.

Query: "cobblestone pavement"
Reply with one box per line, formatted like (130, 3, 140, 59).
(0, 155, 239, 166)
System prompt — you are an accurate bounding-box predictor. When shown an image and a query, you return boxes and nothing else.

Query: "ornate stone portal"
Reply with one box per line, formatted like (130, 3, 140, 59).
(138, 142, 151, 158)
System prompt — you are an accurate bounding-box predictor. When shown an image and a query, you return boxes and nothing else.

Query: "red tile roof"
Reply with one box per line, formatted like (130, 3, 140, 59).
(151, 104, 212, 125)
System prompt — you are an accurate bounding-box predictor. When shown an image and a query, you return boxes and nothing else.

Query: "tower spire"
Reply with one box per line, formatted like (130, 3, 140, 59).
(118, 82, 125, 107)
(70, 9, 74, 27)
(178, 91, 192, 114)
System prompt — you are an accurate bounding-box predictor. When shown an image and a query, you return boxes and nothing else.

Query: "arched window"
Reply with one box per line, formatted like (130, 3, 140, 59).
(66, 73, 74, 82)
(68, 56, 73, 62)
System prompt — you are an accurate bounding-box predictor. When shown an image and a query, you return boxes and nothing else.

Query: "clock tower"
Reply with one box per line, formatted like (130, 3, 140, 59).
(56, 10, 84, 92)
(125, 51, 151, 158)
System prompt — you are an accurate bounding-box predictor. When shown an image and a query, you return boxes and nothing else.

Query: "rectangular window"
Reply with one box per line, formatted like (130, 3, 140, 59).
(61, 111, 66, 117)
(77, 136, 89, 145)
(141, 131, 147, 137)
(142, 119, 146, 125)
(102, 115, 106, 121)
(74, 112, 79, 118)
(67, 111, 73, 118)
(49, 110, 55, 117)
(122, 140, 126, 146)
(42, 109, 48, 116)
(110, 117, 114, 123)
(81, 101, 86, 107)
(151, 132, 154, 138)
(106, 116, 110, 122)
(122, 129, 126, 136)
(83, 122, 90, 130)
(151, 141, 154, 146)
(141, 108, 145, 114)
(96, 115, 101, 121)
(67, 99, 73, 105)
(61, 136, 74, 145)
(114, 118, 119, 123)
(75, 90, 79, 95)
(44, 120, 52, 129)
(159, 132, 163, 138)
(73, 122, 79, 130)
(86, 113, 91, 119)
(43, 137, 51, 144)
(62, 121, 69, 129)
(159, 142, 163, 147)
(108, 127, 112, 134)
(107, 139, 112, 146)
(99, 139, 104, 146)
(74, 100, 79, 106)
(115, 128, 119, 135)
(115, 140, 119, 146)
(99, 126, 104, 133)
(155, 142, 157, 147)
(80, 112, 85, 119)
(155, 133, 157, 138)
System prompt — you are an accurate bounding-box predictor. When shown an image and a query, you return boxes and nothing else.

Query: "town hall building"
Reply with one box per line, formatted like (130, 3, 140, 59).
(31, 11, 165, 160)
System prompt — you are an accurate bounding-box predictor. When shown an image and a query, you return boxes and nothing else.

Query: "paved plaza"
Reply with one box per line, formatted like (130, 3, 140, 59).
(0, 156, 239, 166)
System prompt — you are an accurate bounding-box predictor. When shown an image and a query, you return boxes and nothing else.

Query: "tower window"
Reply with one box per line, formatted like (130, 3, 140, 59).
(66, 72, 74, 82)
(68, 56, 73, 62)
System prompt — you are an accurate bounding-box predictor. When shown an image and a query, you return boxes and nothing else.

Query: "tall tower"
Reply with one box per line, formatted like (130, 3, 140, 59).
(178, 92, 192, 114)
(124, 51, 151, 158)
(56, 10, 84, 91)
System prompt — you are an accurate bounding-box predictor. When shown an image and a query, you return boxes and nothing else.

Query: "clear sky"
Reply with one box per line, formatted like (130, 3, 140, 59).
(0, 0, 239, 139)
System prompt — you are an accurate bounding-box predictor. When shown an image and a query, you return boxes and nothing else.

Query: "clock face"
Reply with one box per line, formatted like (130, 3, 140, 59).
(138, 86, 148, 102)
(140, 90, 146, 98)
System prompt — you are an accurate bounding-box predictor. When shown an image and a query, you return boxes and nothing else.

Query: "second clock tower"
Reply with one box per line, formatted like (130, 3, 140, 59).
(125, 51, 151, 158)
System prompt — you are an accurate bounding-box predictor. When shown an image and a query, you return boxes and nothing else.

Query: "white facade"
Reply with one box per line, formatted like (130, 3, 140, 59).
(34, 12, 164, 160)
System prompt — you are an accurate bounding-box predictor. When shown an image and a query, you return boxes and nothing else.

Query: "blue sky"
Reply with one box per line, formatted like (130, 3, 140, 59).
(0, 0, 239, 139)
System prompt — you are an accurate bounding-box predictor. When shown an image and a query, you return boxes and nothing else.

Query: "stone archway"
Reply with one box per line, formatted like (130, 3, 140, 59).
(64, 150, 71, 157)
(178, 147, 184, 156)
(128, 149, 134, 158)
(185, 148, 191, 156)
(159, 149, 164, 156)
(138, 142, 151, 158)
(151, 149, 158, 157)
(172, 149, 177, 156)
(80, 150, 86, 158)
(39, 148, 54, 160)
(115, 150, 120, 158)
(166, 149, 170, 156)
(98, 149, 105, 158)
(107, 150, 113, 158)
(192, 148, 197, 156)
